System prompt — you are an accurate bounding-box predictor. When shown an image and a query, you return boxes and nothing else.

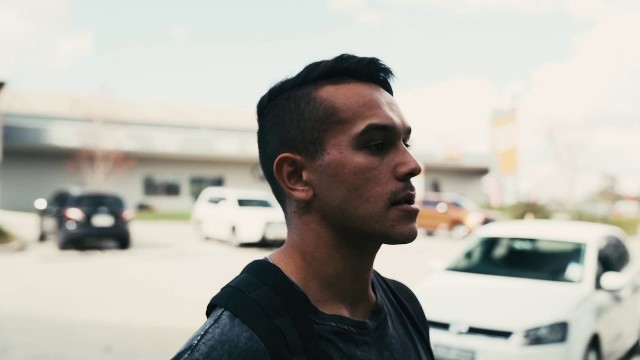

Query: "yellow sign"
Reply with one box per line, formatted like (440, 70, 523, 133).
(491, 111, 517, 175)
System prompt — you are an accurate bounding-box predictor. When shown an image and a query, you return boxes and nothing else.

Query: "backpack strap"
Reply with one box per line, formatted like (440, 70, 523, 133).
(207, 260, 319, 360)
(384, 277, 436, 360)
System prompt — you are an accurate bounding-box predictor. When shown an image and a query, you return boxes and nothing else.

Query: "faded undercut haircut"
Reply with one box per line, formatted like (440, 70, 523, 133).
(256, 54, 395, 209)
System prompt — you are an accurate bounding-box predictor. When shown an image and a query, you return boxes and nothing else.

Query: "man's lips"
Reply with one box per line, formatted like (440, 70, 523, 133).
(391, 192, 416, 206)
(389, 185, 417, 209)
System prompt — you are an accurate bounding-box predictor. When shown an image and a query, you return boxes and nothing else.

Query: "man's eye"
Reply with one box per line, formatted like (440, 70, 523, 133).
(367, 142, 386, 152)
(403, 141, 411, 149)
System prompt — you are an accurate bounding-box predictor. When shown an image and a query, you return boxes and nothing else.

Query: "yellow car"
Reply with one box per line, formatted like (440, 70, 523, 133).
(416, 192, 494, 238)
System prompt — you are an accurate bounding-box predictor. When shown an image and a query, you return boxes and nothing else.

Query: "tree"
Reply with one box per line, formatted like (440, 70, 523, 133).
(64, 112, 136, 189)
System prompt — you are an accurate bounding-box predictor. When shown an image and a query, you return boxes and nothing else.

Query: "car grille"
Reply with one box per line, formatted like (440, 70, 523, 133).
(429, 320, 512, 339)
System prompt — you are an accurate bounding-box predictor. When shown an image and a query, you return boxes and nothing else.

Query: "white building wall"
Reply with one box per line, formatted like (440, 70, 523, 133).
(1, 152, 269, 212)
(423, 172, 488, 204)
(127, 158, 268, 212)
(1, 153, 79, 211)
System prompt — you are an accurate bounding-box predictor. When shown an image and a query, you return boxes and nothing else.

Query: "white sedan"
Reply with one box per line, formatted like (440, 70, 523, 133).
(414, 219, 640, 360)
(191, 187, 287, 245)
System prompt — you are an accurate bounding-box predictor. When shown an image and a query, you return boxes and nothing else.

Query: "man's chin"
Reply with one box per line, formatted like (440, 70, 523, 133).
(384, 228, 418, 245)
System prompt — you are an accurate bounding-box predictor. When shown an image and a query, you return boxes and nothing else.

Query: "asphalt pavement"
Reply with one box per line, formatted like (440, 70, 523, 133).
(0, 210, 463, 359)
(1, 210, 638, 360)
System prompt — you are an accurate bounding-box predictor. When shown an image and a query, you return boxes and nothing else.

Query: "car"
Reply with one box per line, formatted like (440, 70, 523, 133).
(36, 188, 133, 250)
(191, 187, 287, 245)
(413, 219, 640, 360)
(416, 192, 494, 238)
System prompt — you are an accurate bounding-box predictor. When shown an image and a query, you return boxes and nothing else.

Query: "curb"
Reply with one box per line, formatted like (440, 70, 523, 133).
(0, 238, 28, 253)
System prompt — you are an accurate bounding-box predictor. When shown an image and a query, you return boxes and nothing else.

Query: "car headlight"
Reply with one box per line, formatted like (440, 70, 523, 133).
(514, 322, 568, 346)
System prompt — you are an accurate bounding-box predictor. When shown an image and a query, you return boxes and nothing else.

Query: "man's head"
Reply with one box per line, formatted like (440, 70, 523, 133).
(257, 54, 422, 244)
(257, 54, 394, 208)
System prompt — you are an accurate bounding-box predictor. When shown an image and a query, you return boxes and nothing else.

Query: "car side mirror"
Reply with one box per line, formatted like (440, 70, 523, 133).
(600, 271, 631, 291)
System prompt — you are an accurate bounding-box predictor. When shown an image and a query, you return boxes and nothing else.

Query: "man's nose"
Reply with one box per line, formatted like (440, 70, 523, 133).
(397, 147, 422, 181)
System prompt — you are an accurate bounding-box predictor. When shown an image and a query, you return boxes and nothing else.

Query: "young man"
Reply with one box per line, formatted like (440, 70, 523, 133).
(173, 54, 434, 359)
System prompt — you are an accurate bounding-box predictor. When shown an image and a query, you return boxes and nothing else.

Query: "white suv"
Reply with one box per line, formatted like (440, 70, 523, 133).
(191, 187, 287, 245)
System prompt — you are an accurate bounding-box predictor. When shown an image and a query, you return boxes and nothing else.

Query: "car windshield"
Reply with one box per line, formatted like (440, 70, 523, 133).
(237, 199, 272, 207)
(447, 237, 586, 283)
(70, 195, 124, 209)
(452, 196, 480, 211)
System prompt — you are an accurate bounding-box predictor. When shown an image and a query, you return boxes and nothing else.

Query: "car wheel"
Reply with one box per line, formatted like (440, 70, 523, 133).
(229, 226, 242, 246)
(583, 342, 601, 360)
(425, 229, 434, 236)
(194, 221, 209, 240)
(57, 237, 72, 250)
(118, 237, 130, 250)
(38, 232, 47, 242)
(450, 223, 470, 239)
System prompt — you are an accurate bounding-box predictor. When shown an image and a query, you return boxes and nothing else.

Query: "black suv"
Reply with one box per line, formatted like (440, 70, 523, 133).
(37, 188, 132, 250)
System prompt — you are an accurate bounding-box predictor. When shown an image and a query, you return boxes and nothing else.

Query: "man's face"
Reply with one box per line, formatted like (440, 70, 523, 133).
(306, 82, 422, 245)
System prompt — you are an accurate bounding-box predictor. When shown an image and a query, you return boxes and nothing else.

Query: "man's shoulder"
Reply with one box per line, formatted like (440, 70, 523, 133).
(373, 271, 415, 296)
(372, 271, 427, 321)
(171, 307, 269, 360)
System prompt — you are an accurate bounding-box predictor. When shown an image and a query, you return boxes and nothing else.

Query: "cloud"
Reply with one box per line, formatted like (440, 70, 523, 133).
(514, 1, 640, 197)
(327, 0, 611, 22)
(521, 4, 640, 125)
(0, 0, 94, 78)
(397, 77, 499, 157)
(422, 0, 608, 17)
(169, 25, 191, 41)
(326, 0, 385, 27)
(393, 0, 640, 200)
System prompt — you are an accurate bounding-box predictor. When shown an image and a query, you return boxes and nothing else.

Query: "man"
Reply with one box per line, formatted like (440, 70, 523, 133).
(173, 54, 434, 359)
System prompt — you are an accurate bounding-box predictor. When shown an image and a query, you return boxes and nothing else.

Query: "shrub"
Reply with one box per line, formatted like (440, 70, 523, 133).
(0, 225, 12, 244)
(503, 201, 553, 220)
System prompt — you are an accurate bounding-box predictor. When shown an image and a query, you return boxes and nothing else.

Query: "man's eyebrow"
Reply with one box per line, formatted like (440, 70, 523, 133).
(356, 123, 412, 138)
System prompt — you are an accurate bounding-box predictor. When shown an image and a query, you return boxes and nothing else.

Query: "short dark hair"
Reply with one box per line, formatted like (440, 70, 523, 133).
(257, 54, 395, 209)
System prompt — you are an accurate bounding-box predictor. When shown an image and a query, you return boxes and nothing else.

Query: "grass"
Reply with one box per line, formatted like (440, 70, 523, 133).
(574, 212, 639, 235)
(133, 211, 191, 221)
(0, 225, 13, 244)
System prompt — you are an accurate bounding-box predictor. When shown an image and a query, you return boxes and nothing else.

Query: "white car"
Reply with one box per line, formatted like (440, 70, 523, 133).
(414, 220, 640, 360)
(191, 187, 287, 245)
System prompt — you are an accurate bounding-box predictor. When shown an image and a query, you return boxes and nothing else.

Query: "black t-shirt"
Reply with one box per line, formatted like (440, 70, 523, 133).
(174, 267, 434, 359)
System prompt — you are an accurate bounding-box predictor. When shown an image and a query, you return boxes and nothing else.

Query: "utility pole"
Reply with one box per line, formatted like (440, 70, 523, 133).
(0, 82, 5, 208)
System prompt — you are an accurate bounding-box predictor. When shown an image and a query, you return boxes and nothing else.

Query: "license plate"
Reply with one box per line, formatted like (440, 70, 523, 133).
(91, 214, 115, 227)
(433, 345, 475, 360)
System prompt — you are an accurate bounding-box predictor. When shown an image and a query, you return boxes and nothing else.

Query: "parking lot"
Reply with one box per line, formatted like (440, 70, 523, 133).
(0, 210, 466, 359)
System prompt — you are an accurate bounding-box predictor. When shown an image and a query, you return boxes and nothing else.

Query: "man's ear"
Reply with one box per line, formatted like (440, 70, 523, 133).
(273, 153, 314, 202)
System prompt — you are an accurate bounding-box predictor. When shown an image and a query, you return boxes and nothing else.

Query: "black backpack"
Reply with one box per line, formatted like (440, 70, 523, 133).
(206, 259, 433, 360)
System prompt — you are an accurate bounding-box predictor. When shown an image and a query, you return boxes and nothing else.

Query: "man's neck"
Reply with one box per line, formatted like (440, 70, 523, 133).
(268, 227, 381, 320)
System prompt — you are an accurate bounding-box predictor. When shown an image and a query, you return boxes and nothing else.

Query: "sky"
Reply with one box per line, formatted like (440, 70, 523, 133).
(1, 0, 639, 204)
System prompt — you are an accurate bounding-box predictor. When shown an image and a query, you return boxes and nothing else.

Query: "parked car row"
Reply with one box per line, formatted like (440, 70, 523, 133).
(30, 186, 640, 359)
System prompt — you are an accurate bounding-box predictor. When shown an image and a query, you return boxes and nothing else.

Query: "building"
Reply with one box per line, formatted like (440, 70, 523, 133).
(0, 88, 491, 211)
(0, 89, 267, 211)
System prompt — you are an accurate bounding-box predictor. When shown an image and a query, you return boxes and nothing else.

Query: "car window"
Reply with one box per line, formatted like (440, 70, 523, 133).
(450, 201, 463, 209)
(69, 195, 124, 209)
(237, 199, 272, 207)
(50, 192, 70, 208)
(453, 197, 480, 211)
(422, 200, 440, 207)
(447, 237, 586, 283)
